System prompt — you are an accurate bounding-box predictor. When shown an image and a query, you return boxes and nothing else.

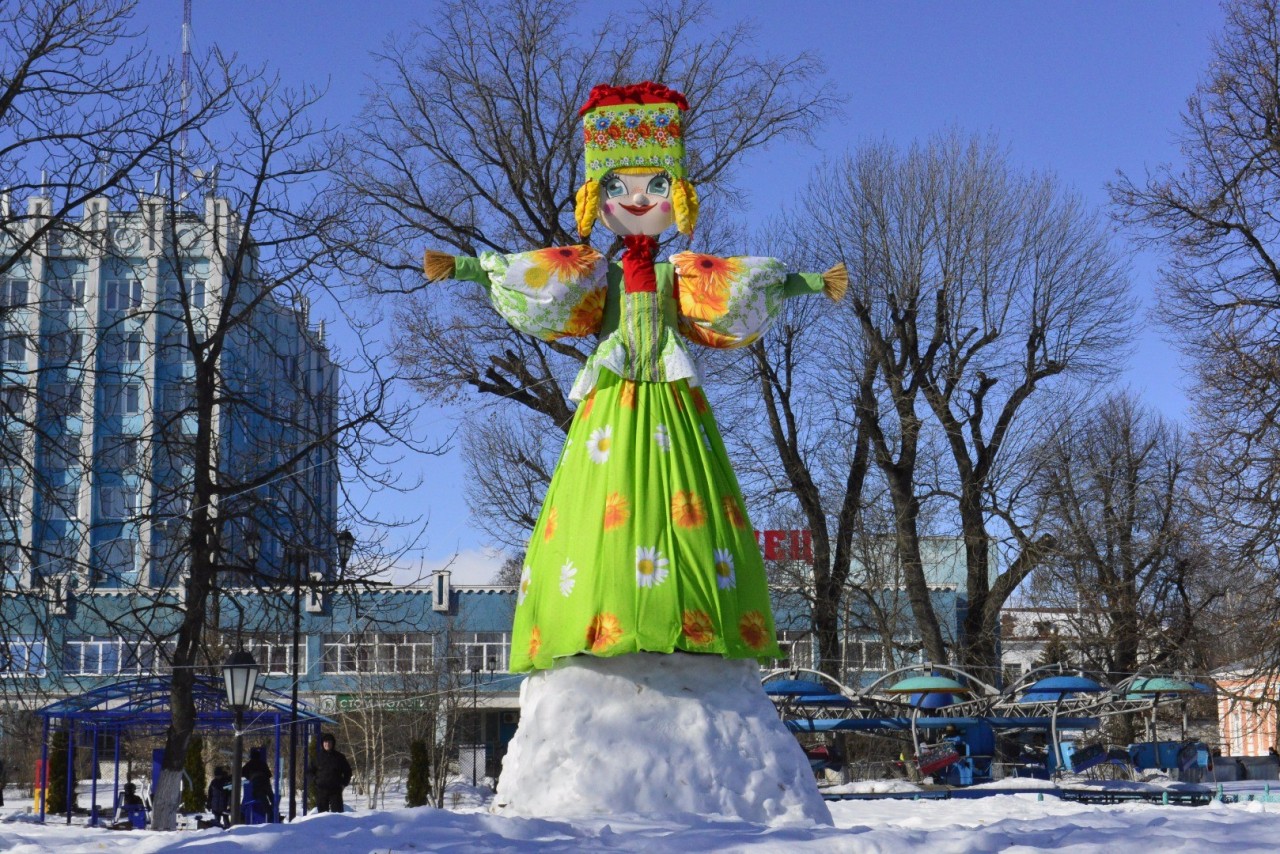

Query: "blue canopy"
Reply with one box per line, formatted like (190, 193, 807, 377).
(37, 675, 334, 826)
(764, 679, 832, 697)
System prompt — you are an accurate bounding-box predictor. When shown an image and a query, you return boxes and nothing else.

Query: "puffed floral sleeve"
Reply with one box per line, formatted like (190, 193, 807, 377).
(670, 252, 846, 349)
(424, 245, 609, 341)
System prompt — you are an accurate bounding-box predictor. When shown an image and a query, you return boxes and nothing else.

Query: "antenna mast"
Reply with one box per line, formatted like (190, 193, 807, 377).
(179, 0, 193, 200)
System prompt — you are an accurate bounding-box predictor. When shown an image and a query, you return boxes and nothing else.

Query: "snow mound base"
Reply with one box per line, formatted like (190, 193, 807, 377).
(494, 652, 832, 826)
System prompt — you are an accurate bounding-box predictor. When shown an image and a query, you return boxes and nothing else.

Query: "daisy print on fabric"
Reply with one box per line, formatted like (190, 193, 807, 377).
(528, 625, 542, 658)
(587, 425, 613, 464)
(654, 423, 670, 451)
(518, 565, 532, 604)
(714, 549, 736, 589)
(635, 546, 670, 588)
(560, 560, 577, 597)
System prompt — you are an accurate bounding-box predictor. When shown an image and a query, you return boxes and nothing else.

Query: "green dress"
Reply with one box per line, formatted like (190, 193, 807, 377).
(453, 244, 827, 672)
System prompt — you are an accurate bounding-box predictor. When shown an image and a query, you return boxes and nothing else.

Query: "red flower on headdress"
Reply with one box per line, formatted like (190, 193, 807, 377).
(578, 81, 690, 116)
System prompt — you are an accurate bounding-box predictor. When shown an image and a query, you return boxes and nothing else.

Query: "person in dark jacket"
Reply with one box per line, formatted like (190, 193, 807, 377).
(240, 746, 271, 781)
(207, 766, 232, 828)
(240, 747, 274, 822)
(313, 732, 353, 813)
(120, 781, 144, 806)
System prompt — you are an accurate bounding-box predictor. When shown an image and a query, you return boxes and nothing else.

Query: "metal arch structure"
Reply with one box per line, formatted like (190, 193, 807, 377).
(36, 675, 336, 826)
(762, 665, 1216, 771)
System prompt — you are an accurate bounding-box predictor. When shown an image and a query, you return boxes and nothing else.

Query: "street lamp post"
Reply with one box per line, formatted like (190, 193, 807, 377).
(286, 546, 302, 820)
(288, 530, 353, 820)
(223, 650, 261, 827)
(470, 661, 481, 786)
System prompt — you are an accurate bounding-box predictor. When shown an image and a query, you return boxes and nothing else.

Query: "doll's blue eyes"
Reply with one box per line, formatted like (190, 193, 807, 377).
(602, 175, 671, 198)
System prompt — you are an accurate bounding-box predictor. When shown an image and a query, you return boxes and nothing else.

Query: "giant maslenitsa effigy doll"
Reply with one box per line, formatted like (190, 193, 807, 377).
(425, 82, 840, 824)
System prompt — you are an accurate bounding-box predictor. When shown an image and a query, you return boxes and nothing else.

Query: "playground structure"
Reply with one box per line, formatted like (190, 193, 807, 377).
(764, 664, 1233, 788)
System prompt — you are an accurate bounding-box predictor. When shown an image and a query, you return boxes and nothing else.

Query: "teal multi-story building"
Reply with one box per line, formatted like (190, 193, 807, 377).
(0, 190, 338, 596)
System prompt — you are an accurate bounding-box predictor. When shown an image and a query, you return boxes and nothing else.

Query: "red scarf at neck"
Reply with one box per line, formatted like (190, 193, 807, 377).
(621, 234, 659, 294)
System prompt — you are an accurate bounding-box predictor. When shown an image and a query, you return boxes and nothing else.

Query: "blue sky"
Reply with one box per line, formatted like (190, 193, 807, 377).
(131, 0, 1225, 580)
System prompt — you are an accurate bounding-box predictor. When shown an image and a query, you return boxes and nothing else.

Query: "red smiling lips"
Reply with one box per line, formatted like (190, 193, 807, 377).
(620, 202, 656, 215)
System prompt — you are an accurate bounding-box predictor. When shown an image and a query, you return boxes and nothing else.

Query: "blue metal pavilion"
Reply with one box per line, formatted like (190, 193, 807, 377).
(36, 675, 335, 826)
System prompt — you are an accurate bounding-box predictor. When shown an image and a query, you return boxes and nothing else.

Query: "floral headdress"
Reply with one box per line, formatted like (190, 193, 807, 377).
(579, 81, 689, 182)
(575, 81, 699, 239)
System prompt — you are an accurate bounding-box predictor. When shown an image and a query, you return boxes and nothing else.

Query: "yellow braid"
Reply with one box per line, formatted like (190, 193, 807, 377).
(672, 178, 699, 237)
(575, 181, 599, 239)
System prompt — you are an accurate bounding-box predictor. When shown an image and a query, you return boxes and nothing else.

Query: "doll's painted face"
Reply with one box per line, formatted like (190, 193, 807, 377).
(598, 171, 675, 237)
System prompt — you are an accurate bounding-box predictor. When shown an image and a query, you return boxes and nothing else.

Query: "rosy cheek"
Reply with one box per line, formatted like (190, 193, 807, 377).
(659, 201, 671, 212)
(603, 203, 614, 215)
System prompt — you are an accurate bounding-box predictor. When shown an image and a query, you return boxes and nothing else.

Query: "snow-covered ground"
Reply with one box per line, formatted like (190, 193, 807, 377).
(4, 781, 1280, 852)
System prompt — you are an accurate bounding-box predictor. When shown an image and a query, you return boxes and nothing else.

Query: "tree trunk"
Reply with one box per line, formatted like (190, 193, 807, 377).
(959, 494, 995, 673)
(886, 475, 947, 664)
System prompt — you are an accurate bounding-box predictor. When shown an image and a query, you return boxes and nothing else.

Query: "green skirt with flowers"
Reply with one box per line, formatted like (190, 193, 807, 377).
(509, 370, 782, 672)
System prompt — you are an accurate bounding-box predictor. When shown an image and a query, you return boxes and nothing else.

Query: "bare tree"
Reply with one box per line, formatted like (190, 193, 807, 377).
(1112, 0, 1280, 686)
(96, 59, 426, 829)
(332, 0, 838, 534)
(793, 132, 1135, 671)
(1029, 392, 1221, 739)
(0, 0, 218, 277)
(0, 0, 225, 705)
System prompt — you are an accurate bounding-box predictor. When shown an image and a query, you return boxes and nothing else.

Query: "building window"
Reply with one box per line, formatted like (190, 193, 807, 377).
(47, 330, 84, 363)
(243, 633, 305, 676)
(1, 385, 26, 416)
(44, 382, 82, 418)
(104, 279, 143, 311)
(450, 631, 508, 673)
(164, 278, 206, 310)
(98, 484, 138, 519)
(51, 278, 85, 310)
(2, 330, 25, 363)
(843, 639, 890, 672)
(100, 435, 140, 471)
(103, 383, 141, 417)
(0, 638, 47, 677)
(103, 331, 143, 363)
(321, 632, 437, 674)
(47, 479, 79, 519)
(96, 537, 137, 581)
(0, 279, 28, 308)
(63, 636, 174, 676)
(161, 381, 194, 414)
(0, 478, 23, 523)
(160, 327, 195, 363)
(771, 630, 814, 671)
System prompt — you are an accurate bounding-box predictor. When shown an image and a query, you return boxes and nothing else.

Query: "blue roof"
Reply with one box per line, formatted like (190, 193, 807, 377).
(764, 679, 832, 697)
(1024, 675, 1104, 695)
(38, 675, 335, 730)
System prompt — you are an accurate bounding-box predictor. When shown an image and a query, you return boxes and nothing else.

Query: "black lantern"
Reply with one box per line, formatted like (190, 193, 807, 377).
(223, 650, 260, 826)
(223, 650, 260, 709)
(244, 527, 261, 568)
(336, 529, 355, 571)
